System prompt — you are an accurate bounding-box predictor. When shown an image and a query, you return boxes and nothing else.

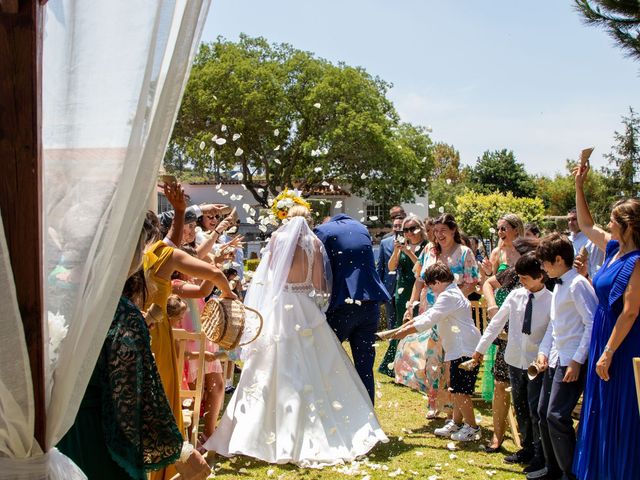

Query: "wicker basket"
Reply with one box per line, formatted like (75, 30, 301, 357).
(200, 298, 263, 350)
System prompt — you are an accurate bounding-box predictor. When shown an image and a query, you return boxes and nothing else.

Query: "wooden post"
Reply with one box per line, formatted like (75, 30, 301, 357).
(0, 0, 46, 449)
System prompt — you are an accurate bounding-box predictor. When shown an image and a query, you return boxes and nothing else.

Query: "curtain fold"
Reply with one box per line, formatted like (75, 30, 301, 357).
(0, 0, 212, 477)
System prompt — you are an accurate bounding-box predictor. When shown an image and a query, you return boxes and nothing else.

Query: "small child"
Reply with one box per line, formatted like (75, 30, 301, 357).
(472, 252, 552, 472)
(533, 233, 597, 480)
(391, 262, 481, 442)
(166, 294, 188, 328)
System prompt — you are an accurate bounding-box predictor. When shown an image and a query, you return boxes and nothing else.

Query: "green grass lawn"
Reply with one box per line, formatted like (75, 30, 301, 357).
(205, 341, 526, 479)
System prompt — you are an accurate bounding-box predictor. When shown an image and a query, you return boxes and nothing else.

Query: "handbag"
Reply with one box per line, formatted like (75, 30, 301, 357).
(200, 297, 263, 350)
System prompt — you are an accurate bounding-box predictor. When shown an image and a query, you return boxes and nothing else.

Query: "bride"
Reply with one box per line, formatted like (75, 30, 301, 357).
(204, 203, 388, 467)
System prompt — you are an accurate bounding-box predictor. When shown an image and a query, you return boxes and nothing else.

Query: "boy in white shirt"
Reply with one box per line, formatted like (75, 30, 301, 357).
(533, 233, 597, 480)
(390, 262, 481, 442)
(472, 252, 552, 472)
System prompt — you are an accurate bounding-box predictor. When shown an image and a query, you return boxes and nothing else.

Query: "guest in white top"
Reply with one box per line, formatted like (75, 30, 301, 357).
(568, 208, 604, 279)
(534, 233, 597, 480)
(390, 262, 481, 442)
(472, 252, 552, 469)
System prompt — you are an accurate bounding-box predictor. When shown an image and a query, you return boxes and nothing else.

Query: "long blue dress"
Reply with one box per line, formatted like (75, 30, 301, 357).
(573, 240, 640, 480)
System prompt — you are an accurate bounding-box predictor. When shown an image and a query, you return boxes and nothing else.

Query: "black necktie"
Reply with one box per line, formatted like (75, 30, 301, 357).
(522, 293, 534, 335)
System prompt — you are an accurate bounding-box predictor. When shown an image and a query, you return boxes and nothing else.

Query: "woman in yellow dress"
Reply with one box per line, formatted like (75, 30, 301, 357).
(143, 205, 236, 480)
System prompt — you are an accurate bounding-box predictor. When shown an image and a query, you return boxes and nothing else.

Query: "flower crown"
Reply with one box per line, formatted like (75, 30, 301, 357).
(271, 188, 312, 220)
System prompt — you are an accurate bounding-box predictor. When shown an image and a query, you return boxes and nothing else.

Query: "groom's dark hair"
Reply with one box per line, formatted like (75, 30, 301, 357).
(423, 262, 454, 285)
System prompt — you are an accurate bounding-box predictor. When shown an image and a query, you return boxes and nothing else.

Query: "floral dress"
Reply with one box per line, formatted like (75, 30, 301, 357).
(378, 241, 427, 377)
(393, 244, 479, 392)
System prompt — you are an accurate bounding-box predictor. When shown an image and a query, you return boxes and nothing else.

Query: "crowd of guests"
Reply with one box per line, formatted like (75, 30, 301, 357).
(376, 163, 640, 480)
(51, 161, 639, 480)
(57, 183, 246, 480)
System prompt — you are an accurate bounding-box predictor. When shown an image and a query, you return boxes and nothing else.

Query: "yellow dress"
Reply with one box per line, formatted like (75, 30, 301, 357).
(144, 241, 183, 480)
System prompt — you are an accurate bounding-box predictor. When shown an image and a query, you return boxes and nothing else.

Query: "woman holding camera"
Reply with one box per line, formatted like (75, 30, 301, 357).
(378, 215, 428, 377)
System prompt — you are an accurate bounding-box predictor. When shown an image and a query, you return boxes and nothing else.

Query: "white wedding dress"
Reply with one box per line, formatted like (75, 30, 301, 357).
(204, 217, 388, 467)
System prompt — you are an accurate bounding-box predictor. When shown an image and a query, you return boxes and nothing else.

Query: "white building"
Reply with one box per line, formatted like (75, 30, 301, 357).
(161, 181, 429, 245)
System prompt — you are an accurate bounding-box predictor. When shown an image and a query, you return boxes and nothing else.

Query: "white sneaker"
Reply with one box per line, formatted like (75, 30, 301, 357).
(450, 424, 481, 442)
(434, 420, 462, 437)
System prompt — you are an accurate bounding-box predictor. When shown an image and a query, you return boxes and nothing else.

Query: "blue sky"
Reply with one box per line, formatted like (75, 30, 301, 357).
(202, 0, 639, 176)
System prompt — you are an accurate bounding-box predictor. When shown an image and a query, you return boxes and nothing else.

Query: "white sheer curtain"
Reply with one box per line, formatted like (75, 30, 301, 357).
(0, 0, 212, 478)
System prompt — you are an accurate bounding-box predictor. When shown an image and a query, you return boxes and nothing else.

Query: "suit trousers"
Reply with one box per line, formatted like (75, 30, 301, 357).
(538, 364, 586, 480)
(508, 365, 543, 455)
(326, 301, 379, 404)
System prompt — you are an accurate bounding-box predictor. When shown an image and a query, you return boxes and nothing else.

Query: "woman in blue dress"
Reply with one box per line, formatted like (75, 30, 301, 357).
(572, 163, 640, 480)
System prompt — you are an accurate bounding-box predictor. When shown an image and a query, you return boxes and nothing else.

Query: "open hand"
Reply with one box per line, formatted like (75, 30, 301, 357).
(164, 182, 187, 211)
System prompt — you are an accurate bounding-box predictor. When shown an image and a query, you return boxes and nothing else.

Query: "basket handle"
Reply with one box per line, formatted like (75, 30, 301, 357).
(237, 305, 264, 347)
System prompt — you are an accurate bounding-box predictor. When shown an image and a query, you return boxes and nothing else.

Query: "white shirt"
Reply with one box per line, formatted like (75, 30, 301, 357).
(539, 269, 597, 366)
(476, 286, 553, 370)
(570, 231, 605, 279)
(412, 283, 481, 361)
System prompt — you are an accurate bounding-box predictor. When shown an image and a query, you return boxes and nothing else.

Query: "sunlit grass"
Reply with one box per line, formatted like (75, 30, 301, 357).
(205, 342, 524, 479)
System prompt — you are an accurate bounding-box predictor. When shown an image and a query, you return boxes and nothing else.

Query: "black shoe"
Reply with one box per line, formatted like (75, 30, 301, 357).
(504, 448, 534, 464)
(224, 385, 236, 394)
(484, 443, 503, 453)
(523, 460, 546, 473)
(525, 467, 563, 480)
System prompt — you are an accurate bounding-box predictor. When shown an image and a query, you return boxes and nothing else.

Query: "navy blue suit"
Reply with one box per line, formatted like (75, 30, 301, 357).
(376, 235, 397, 329)
(314, 214, 390, 403)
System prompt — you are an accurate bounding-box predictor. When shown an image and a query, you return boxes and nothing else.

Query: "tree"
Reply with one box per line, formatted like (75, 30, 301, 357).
(603, 106, 640, 197)
(469, 149, 536, 198)
(431, 142, 463, 181)
(534, 160, 613, 225)
(167, 35, 434, 207)
(454, 191, 545, 239)
(575, 1, 640, 61)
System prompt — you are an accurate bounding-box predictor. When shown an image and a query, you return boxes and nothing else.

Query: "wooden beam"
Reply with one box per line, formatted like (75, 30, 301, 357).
(0, 0, 46, 449)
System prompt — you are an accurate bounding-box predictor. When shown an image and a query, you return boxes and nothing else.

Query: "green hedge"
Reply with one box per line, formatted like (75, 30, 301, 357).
(244, 258, 260, 272)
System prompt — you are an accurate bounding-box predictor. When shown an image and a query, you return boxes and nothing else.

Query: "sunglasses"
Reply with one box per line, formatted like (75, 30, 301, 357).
(403, 226, 420, 233)
(497, 225, 511, 232)
(206, 214, 221, 221)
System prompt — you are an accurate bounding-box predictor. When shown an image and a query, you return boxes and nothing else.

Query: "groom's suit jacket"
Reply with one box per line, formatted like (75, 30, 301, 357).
(314, 214, 390, 314)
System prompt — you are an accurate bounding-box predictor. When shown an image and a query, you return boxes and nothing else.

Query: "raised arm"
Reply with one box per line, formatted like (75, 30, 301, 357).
(388, 241, 403, 271)
(163, 183, 187, 247)
(574, 162, 610, 252)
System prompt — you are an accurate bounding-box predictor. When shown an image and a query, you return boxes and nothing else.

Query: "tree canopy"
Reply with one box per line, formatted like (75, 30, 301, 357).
(469, 149, 536, 198)
(575, 0, 640, 61)
(167, 35, 434, 207)
(602, 106, 640, 197)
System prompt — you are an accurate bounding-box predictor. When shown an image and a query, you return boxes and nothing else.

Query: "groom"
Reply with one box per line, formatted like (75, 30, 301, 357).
(315, 213, 390, 403)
